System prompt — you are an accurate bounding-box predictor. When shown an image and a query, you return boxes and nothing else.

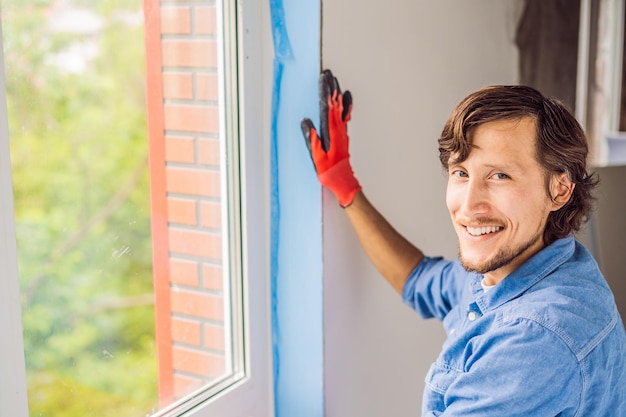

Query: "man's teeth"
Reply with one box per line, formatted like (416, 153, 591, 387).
(466, 226, 501, 236)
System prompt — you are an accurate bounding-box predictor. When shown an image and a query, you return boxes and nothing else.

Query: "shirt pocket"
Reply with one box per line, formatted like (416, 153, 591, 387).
(425, 361, 459, 395)
(423, 361, 460, 415)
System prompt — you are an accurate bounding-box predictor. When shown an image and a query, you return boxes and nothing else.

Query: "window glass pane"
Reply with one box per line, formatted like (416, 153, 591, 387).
(0, 0, 242, 415)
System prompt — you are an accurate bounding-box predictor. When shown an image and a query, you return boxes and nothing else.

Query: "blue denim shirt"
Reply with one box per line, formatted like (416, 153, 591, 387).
(402, 236, 626, 416)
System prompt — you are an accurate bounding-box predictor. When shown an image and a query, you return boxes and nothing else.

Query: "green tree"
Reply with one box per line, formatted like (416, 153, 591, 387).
(2, 0, 157, 415)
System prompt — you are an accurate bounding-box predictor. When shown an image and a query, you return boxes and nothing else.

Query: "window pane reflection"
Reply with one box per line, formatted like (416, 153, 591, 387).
(2, 0, 239, 415)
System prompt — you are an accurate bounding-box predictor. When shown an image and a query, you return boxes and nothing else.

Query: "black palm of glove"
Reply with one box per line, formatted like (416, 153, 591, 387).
(301, 69, 352, 153)
(299, 69, 360, 207)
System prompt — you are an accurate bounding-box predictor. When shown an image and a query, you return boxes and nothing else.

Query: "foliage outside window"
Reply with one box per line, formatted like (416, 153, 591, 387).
(1, 0, 245, 415)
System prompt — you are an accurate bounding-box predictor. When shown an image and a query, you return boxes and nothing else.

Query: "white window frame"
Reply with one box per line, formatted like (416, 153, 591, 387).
(0, 0, 273, 414)
(0, 22, 30, 414)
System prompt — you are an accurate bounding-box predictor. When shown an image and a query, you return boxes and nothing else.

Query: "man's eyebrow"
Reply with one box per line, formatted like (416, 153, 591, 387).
(445, 160, 524, 172)
(484, 162, 523, 173)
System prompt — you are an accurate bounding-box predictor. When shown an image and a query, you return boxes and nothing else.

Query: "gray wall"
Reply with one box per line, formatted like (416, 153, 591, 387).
(591, 165, 626, 321)
(321, 1, 520, 415)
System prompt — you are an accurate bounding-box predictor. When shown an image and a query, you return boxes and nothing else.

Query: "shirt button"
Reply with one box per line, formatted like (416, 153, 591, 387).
(468, 311, 477, 321)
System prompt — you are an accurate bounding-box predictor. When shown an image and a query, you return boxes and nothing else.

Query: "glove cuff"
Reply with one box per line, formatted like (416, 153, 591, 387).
(318, 159, 361, 207)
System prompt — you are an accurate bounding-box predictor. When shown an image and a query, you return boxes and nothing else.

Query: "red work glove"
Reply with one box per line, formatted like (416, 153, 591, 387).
(300, 69, 361, 207)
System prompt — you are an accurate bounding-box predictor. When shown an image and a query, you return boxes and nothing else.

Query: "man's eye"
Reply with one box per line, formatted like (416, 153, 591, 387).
(451, 170, 468, 178)
(492, 173, 510, 180)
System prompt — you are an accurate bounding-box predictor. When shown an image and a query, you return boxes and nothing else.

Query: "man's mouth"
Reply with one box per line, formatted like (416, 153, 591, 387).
(465, 225, 503, 237)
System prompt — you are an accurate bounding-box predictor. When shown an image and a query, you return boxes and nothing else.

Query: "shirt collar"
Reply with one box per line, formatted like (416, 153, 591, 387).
(471, 235, 576, 313)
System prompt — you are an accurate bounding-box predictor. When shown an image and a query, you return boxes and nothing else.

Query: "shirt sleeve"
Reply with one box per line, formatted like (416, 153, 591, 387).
(423, 318, 582, 416)
(402, 256, 467, 321)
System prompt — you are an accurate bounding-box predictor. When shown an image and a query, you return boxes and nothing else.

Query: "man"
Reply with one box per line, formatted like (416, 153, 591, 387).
(300, 69, 626, 416)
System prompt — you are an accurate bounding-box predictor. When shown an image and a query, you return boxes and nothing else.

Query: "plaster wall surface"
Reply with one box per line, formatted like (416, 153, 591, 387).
(321, 1, 520, 415)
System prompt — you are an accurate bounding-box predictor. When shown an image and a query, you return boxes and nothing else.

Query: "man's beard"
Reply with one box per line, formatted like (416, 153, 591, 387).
(459, 230, 542, 275)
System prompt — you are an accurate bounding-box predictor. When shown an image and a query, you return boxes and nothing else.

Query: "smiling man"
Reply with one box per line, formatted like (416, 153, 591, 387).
(445, 116, 568, 285)
(301, 71, 626, 416)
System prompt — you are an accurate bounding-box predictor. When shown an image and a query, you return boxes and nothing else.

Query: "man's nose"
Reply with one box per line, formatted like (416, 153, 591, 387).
(462, 178, 490, 214)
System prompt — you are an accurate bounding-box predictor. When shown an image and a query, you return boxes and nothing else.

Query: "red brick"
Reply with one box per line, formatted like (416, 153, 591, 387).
(161, 39, 217, 68)
(165, 136, 195, 164)
(170, 289, 224, 320)
(198, 138, 220, 166)
(173, 346, 225, 377)
(172, 317, 202, 346)
(167, 197, 197, 226)
(194, 7, 217, 35)
(160, 7, 192, 35)
(204, 323, 225, 351)
(202, 264, 223, 291)
(164, 104, 219, 134)
(169, 228, 222, 259)
(200, 201, 221, 229)
(196, 73, 218, 102)
(166, 167, 220, 197)
(170, 259, 200, 286)
(162, 72, 194, 100)
(173, 374, 203, 399)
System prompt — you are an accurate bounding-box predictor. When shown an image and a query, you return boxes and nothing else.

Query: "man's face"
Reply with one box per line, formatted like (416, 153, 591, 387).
(446, 117, 560, 285)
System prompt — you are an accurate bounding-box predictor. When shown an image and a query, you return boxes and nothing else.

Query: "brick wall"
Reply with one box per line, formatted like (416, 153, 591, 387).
(144, 0, 226, 405)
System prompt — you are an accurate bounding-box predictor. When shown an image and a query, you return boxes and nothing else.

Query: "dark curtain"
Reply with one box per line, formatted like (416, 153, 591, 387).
(515, 0, 581, 112)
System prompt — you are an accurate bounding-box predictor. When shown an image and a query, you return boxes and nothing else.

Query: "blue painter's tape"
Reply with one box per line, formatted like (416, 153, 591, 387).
(269, 0, 294, 412)
(269, 58, 283, 410)
(269, 0, 323, 415)
(269, 0, 293, 60)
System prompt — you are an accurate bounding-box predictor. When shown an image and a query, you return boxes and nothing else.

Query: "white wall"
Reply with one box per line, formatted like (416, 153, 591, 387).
(321, 1, 520, 415)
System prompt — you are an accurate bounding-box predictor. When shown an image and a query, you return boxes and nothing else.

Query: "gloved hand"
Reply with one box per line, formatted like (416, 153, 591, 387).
(300, 69, 361, 207)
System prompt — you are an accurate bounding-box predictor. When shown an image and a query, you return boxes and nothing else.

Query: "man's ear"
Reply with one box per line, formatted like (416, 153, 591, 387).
(550, 172, 575, 211)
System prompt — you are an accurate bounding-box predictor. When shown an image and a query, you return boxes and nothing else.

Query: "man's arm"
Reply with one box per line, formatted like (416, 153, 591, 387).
(345, 191, 423, 293)
(300, 70, 423, 293)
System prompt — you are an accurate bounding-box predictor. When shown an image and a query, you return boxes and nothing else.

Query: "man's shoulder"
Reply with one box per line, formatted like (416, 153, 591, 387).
(501, 266, 622, 358)
(497, 265, 626, 413)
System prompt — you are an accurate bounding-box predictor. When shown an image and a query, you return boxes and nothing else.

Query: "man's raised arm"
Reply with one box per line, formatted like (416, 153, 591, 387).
(300, 70, 423, 293)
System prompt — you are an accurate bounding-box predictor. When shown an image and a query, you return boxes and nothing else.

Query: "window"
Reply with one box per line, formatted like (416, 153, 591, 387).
(0, 0, 271, 415)
(576, 0, 626, 166)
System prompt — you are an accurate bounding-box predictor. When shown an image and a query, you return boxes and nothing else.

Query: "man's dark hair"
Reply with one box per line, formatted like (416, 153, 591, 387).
(438, 85, 598, 245)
